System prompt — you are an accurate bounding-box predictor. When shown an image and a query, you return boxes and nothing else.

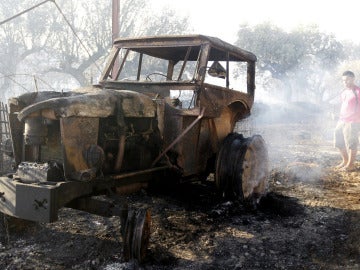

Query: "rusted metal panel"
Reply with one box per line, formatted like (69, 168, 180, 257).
(178, 116, 202, 175)
(0, 176, 96, 222)
(162, 105, 204, 176)
(0, 177, 58, 222)
(16, 89, 157, 121)
(60, 117, 99, 181)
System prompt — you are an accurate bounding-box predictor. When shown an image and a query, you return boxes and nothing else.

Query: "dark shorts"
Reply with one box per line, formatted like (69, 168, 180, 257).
(334, 121, 360, 150)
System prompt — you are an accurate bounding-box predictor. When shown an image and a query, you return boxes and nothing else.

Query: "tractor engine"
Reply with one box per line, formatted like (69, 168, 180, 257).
(9, 88, 162, 183)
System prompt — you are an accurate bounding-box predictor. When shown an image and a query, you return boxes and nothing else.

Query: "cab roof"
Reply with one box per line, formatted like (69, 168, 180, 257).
(113, 34, 257, 62)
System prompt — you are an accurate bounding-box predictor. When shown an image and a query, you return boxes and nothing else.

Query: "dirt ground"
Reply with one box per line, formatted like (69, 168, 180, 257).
(0, 117, 359, 270)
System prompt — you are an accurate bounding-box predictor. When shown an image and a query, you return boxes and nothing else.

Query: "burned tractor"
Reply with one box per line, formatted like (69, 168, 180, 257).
(0, 35, 268, 261)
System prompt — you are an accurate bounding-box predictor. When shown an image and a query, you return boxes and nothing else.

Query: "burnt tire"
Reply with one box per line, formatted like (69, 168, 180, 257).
(215, 133, 269, 206)
(122, 208, 151, 263)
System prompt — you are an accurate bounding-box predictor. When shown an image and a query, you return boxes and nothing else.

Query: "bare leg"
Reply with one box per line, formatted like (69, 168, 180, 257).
(344, 148, 357, 170)
(336, 148, 348, 168)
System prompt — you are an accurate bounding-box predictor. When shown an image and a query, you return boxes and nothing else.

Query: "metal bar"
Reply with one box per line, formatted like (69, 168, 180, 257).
(151, 108, 205, 167)
(196, 43, 211, 82)
(167, 60, 175, 81)
(111, 165, 170, 180)
(177, 46, 192, 81)
(112, 0, 120, 43)
(226, 52, 230, 88)
(100, 47, 120, 80)
(136, 53, 143, 81)
(0, 0, 51, 26)
(247, 61, 256, 96)
(115, 49, 129, 80)
(67, 196, 127, 218)
(112, 0, 120, 73)
(114, 135, 126, 172)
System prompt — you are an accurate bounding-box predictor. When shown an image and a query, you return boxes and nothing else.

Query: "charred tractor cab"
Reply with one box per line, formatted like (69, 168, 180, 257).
(0, 35, 268, 261)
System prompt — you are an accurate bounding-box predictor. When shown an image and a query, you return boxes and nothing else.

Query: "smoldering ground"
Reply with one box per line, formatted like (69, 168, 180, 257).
(1, 102, 359, 269)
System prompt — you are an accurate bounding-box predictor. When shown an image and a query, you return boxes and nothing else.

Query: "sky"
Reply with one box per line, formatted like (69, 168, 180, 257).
(150, 0, 360, 44)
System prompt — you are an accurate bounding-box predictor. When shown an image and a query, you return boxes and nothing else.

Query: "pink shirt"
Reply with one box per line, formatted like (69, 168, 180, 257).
(339, 86, 360, 122)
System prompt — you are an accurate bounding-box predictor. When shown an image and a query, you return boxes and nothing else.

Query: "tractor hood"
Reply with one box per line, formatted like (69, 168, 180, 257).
(15, 86, 157, 121)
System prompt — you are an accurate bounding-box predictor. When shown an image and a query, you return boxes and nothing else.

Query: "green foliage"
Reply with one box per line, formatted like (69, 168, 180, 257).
(235, 23, 346, 103)
(236, 23, 303, 79)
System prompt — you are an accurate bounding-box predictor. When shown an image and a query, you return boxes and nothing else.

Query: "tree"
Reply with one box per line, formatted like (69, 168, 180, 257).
(295, 25, 344, 103)
(0, 0, 56, 100)
(0, 0, 192, 101)
(235, 23, 345, 103)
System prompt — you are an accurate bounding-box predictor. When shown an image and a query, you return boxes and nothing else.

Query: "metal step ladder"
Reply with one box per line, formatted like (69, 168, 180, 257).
(0, 102, 12, 172)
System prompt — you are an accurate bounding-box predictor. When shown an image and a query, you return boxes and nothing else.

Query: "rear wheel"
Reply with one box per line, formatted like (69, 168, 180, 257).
(215, 133, 268, 206)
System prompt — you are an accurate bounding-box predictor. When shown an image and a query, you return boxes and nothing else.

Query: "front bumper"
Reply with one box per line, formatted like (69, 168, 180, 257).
(0, 165, 169, 223)
(0, 177, 92, 222)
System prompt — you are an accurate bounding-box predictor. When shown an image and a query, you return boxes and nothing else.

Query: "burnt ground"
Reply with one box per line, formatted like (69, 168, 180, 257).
(0, 117, 360, 269)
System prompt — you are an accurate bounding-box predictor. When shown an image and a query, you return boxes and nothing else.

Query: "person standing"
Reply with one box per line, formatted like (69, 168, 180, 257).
(334, 70, 360, 171)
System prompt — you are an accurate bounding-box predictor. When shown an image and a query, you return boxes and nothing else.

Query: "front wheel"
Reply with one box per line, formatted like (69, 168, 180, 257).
(215, 133, 269, 206)
(122, 208, 151, 262)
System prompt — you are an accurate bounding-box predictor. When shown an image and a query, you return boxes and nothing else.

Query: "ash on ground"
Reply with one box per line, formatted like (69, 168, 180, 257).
(0, 117, 359, 270)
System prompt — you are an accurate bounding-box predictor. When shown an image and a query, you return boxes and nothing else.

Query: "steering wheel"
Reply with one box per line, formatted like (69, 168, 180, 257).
(145, 72, 168, 81)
